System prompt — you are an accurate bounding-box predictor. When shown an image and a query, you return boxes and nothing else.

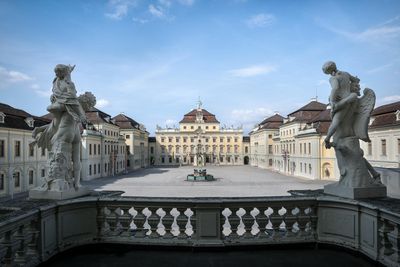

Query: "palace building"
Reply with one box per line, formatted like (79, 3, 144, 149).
(154, 102, 247, 165)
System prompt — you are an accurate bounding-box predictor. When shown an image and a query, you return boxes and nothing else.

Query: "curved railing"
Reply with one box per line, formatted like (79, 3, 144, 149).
(0, 192, 399, 266)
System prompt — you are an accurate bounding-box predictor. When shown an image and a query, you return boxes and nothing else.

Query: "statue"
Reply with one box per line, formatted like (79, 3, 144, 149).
(30, 64, 96, 199)
(322, 61, 386, 198)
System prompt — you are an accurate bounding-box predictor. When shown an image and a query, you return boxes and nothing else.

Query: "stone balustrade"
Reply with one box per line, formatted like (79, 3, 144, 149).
(0, 192, 399, 266)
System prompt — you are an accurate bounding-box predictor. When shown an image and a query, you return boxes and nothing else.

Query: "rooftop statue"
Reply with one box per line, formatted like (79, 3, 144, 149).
(322, 61, 386, 199)
(30, 64, 96, 199)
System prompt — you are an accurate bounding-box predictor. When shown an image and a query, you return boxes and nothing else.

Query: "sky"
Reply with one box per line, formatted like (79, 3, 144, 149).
(0, 0, 399, 135)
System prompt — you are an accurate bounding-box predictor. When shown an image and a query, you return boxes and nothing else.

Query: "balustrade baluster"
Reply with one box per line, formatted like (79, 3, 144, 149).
(26, 219, 39, 261)
(162, 209, 175, 239)
(185, 209, 195, 238)
(379, 219, 395, 258)
(133, 208, 148, 238)
(242, 207, 255, 239)
(284, 206, 297, 239)
(387, 223, 400, 264)
(147, 207, 160, 238)
(296, 206, 309, 238)
(254, 208, 268, 239)
(14, 224, 27, 265)
(269, 207, 283, 239)
(176, 208, 188, 239)
(228, 208, 241, 239)
(119, 207, 133, 237)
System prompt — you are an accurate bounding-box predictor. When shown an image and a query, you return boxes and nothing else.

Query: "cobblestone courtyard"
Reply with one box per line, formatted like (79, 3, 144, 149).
(83, 166, 332, 197)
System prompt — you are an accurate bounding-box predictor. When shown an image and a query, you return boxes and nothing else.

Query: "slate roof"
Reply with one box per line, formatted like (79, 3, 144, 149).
(370, 101, 400, 128)
(179, 109, 220, 123)
(242, 136, 250, 142)
(286, 101, 327, 123)
(0, 103, 50, 130)
(113, 113, 140, 129)
(85, 107, 116, 124)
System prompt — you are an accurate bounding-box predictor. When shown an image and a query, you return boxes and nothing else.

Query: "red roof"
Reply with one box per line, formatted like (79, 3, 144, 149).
(113, 113, 140, 129)
(179, 108, 219, 123)
(370, 101, 400, 128)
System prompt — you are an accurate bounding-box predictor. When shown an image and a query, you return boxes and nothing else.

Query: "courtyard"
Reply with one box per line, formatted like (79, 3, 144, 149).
(83, 165, 332, 197)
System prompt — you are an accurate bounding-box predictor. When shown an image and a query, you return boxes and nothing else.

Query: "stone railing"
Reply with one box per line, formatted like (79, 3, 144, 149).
(0, 192, 399, 266)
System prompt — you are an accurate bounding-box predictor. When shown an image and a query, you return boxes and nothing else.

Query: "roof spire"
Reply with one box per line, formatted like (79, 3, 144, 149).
(197, 96, 202, 110)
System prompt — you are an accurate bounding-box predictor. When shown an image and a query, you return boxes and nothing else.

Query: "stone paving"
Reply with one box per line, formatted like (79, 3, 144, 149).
(83, 165, 332, 197)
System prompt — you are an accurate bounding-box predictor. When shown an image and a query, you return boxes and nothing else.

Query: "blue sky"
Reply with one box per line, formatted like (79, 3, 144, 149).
(0, 0, 399, 134)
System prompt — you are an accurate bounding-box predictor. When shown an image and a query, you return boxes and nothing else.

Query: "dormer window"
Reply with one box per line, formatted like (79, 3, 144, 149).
(25, 117, 34, 128)
(396, 110, 400, 121)
(0, 112, 5, 123)
(104, 116, 110, 122)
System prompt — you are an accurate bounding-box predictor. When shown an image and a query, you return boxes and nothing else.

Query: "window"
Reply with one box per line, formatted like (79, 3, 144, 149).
(183, 126, 187, 129)
(41, 147, 45, 156)
(300, 163, 303, 172)
(0, 173, 4, 190)
(205, 138, 209, 143)
(234, 138, 238, 143)
(220, 137, 223, 142)
(150, 147, 154, 154)
(89, 165, 92, 175)
(381, 139, 387, 156)
(309, 164, 312, 174)
(268, 134, 272, 139)
(29, 145, 34, 157)
(169, 156, 172, 163)
(94, 144, 97, 155)
(245, 147, 249, 153)
(213, 126, 216, 129)
(398, 139, 400, 154)
(168, 137, 172, 142)
(190, 138, 194, 143)
(368, 142, 372, 156)
(126, 135, 130, 139)
(161, 157, 165, 163)
(29, 170, 34, 185)
(303, 143, 306, 154)
(98, 144, 100, 154)
(161, 137, 165, 142)
(98, 164, 100, 174)
(183, 138, 187, 143)
(41, 169, 45, 177)
(308, 143, 311, 154)
(213, 138, 216, 143)
(105, 163, 107, 172)
(15, 141, 21, 157)
(176, 137, 180, 142)
(161, 146, 165, 153)
(191, 126, 194, 129)
(227, 138, 231, 143)
(206, 126, 209, 129)
(268, 145, 273, 154)
(13, 172, 20, 187)
(0, 140, 4, 157)
(89, 144, 92, 155)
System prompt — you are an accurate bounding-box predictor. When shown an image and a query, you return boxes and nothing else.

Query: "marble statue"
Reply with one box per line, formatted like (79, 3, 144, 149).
(322, 61, 386, 198)
(30, 64, 96, 199)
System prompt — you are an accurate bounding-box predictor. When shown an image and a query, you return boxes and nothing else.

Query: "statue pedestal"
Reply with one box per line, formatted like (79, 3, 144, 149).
(324, 182, 387, 199)
(29, 187, 91, 200)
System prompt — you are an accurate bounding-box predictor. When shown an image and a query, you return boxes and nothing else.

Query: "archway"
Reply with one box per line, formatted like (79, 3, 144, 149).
(244, 156, 249, 165)
(322, 162, 332, 179)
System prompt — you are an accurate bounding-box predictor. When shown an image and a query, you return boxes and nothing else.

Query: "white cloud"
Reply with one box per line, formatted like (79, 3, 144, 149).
(96, 99, 110, 108)
(246, 13, 275, 28)
(132, 17, 149, 24)
(105, 0, 137, 20)
(382, 95, 400, 103)
(230, 107, 274, 131)
(149, 4, 165, 18)
(31, 84, 40, 89)
(158, 0, 172, 7)
(320, 15, 400, 43)
(35, 89, 52, 98)
(317, 80, 329, 86)
(228, 64, 276, 77)
(366, 63, 393, 74)
(0, 66, 32, 83)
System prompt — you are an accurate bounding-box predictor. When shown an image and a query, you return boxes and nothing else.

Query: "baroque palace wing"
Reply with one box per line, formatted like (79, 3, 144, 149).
(353, 88, 376, 142)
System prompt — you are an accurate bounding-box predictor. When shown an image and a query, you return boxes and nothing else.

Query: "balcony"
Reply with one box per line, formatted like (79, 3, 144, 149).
(0, 191, 399, 266)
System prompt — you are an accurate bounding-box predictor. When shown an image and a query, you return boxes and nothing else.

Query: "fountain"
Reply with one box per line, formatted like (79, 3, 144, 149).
(186, 128, 215, 181)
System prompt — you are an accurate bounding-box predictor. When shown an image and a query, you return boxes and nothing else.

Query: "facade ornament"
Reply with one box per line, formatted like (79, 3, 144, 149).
(322, 61, 386, 199)
(30, 64, 96, 199)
